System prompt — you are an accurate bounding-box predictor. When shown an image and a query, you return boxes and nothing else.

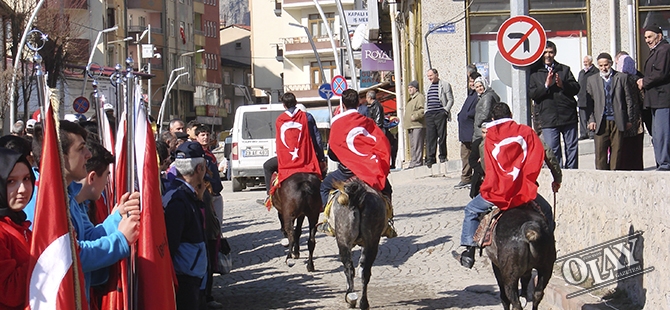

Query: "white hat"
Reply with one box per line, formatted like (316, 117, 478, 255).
(26, 119, 36, 129)
(64, 114, 79, 122)
(103, 103, 114, 111)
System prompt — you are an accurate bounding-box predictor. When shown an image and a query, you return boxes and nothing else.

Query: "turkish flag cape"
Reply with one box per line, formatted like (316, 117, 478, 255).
(480, 118, 544, 210)
(329, 109, 390, 191)
(275, 109, 321, 184)
(134, 98, 177, 310)
(26, 95, 88, 310)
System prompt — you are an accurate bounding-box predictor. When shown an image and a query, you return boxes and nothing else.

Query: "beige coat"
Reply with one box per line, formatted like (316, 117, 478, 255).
(404, 92, 425, 129)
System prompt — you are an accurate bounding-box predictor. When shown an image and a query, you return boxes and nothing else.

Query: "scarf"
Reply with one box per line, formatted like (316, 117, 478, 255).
(0, 147, 35, 225)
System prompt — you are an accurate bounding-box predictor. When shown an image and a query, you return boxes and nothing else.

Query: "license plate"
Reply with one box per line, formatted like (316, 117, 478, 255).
(243, 148, 269, 157)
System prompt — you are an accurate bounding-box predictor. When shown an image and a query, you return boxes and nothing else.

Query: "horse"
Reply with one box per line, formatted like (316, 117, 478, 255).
(271, 172, 322, 272)
(486, 203, 556, 310)
(330, 178, 387, 310)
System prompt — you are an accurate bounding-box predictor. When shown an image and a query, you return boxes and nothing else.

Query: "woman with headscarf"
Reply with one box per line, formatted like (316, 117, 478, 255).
(616, 53, 645, 170)
(0, 147, 36, 310)
(472, 76, 500, 141)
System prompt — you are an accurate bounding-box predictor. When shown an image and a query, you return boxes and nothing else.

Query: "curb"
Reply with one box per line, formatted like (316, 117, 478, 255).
(543, 276, 611, 310)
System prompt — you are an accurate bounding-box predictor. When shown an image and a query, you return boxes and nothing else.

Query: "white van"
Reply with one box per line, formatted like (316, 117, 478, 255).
(230, 103, 285, 192)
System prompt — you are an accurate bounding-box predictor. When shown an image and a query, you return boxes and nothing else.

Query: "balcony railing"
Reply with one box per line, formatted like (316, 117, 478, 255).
(280, 35, 340, 54)
(129, 26, 146, 33)
(284, 84, 315, 92)
(151, 27, 163, 34)
(195, 30, 205, 36)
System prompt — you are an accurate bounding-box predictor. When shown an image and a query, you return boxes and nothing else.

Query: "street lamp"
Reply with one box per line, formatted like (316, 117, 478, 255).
(157, 71, 189, 133)
(107, 36, 133, 45)
(82, 25, 118, 96)
(156, 66, 185, 125)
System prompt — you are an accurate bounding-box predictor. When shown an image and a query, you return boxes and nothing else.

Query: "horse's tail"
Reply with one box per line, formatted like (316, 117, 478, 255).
(336, 179, 367, 210)
(521, 221, 542, 257)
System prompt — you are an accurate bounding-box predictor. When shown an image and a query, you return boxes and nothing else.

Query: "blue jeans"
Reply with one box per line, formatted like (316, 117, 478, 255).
(460, 194, 555, 247)
(542, 123, 579, 169)
(652, 108, 670, 170)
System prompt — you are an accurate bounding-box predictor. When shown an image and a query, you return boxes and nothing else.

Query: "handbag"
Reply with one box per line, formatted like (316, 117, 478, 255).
(215, 237, 232, 274)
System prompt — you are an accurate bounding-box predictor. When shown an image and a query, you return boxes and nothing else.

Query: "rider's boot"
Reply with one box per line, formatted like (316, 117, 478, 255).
(452, 246, 476, 269)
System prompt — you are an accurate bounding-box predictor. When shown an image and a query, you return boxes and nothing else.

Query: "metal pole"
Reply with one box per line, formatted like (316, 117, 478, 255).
(289, 23, 326, 85)
(9, 0, 46, 128)
(510, 0, 530, 125)
(147, 24, 152, 116)
(390, 4, 405, 167)
(34, 52, 45, 127)
(124, 56, 137, 310)
(158, 72, 188, 133)
(627, 0, 637, 62)
(334, 0, 357, 89)
(113, 64, 123, 125)
(312, 0, 341, 74)
(82, 26, 119, 97)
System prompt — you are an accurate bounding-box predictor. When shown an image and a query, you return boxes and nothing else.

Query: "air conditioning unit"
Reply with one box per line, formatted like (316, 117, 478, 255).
(274, 0, 282, 16)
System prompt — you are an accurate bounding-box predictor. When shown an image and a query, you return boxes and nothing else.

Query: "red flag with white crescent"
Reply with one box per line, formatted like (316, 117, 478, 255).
(26, 93, 88, 310)
(329, 109, 390, 191)
(134, 96, 177, 310)
(480, 118, 544, 210)
(275, 109, 321, 184)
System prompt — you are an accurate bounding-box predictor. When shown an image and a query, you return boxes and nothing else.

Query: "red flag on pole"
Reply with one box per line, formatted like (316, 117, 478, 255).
(329, 109, 390, 191)
(480, 118, 545, 210)
(99, 115, 128, 310)
(134, 100, 177, 309)
(275, 109, 321, 184)
(26, 95, 88, 310)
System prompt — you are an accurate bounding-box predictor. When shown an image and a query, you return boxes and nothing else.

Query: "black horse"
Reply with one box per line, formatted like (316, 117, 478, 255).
(486, 204, 556, 310)
(271, 172, 322, 272)
(330, 178, 387, 310)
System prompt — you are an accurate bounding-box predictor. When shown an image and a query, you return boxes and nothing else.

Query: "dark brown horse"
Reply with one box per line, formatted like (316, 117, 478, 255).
(330, 178, 387, 310)
(486, 204, 556, 310)
(271, 172, 322, 272)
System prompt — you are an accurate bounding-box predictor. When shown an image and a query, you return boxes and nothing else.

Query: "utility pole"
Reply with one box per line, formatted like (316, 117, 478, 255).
(511, 0, 530, 125)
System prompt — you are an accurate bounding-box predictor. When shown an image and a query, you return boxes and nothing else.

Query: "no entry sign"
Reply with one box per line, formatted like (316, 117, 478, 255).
(331, 75, 348, 97)
(497, 16, 546, 67)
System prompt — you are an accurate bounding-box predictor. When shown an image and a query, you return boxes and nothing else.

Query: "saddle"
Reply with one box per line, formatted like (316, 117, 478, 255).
(473, 200, 544, 249)
(264, 172, 280, 211)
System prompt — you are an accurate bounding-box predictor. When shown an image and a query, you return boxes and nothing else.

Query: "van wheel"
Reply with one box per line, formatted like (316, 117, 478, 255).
(232, 177, 245, 192)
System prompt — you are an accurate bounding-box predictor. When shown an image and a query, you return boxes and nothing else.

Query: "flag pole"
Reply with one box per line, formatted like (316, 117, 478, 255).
(125, 56, 138, 310)
(32, 30, 84, 310)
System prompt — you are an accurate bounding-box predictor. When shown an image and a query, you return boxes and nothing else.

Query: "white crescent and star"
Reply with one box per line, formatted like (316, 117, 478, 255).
(280, 121, 303, 160)
(346, 126, 377, 159)
(491, 135, 527, 181)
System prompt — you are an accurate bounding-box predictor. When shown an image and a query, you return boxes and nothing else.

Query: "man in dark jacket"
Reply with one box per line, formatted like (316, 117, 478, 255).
(637, 24, 670, 171)
(456, 71, 480, 189)
(529, 40, 580, 169)
(578, 55, 598, 139)
(365, 90, 385, 132)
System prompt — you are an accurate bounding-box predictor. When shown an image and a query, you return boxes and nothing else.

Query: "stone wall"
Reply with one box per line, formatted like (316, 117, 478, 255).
(537, 169, 670, 309)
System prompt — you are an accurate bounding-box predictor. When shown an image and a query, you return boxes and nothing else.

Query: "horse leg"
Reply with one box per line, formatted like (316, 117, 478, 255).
(306, 210, 318, 272)
(532, 265, 553, 310)
(359, 244, 379, 310)
(338, 243, 357, 308)
(278, 212, 289, 247)
(519, 270, 532, 308)
(283, 213, 296, 265)
(492, 264, 511, 310)
(293, 215, 304, 259)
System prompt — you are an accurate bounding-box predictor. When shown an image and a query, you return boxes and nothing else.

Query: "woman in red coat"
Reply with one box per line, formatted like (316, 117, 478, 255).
(0, 147, 35, 310)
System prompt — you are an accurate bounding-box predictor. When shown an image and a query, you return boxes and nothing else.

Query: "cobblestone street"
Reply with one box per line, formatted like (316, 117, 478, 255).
(211, 173, 554, 309)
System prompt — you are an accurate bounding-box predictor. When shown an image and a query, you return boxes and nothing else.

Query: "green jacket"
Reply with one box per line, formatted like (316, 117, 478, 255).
(404, 92, 425, 129)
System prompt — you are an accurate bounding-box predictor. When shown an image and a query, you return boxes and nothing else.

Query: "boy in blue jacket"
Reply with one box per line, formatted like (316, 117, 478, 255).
(58, 121, 141, 303)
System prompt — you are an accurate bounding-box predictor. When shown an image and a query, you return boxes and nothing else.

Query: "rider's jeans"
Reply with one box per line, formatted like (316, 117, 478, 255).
(460, 194, 495, 247)
(460, 194, 556, 247)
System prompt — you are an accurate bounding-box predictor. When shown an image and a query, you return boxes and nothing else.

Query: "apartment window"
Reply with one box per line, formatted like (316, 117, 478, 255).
(129, 14, 133, 27)
(235, 42, 242, 50)
(308, 13, 335, 38)
(224, 71, 230, 85)
(169, 19, 174, 37)
(310, 61, 336, 89)
(638, 2, 670, 64)
(106, 9, 115, 28)
(139, 16, 146, 27)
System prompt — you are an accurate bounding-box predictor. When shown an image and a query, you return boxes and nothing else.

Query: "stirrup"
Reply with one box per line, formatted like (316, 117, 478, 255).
(383, 220, 397, 238)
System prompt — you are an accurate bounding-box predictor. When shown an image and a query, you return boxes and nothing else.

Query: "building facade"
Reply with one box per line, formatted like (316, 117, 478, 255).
(220, 24, 252, 129)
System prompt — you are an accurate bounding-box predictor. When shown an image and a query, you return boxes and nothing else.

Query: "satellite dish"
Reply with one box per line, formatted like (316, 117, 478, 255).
(351, 23, 369, 51)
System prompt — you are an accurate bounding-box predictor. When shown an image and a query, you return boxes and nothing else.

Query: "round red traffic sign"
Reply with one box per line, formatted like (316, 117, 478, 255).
(331, 75, 348, 96)
(496, 16, 546, 67)
(73, 96, 90, 114)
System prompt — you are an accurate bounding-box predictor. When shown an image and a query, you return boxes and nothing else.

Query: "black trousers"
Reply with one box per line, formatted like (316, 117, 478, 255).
(263, 156, 278, 194)
(578, 106, 594, 138)
(424, 110, 447, 163)
(176, 274, 204, 310)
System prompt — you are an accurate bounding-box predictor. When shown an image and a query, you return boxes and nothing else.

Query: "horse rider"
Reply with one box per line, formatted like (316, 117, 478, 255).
(257, 94, 326, 206)
(319, 88, 397, 238)
(454, 102, 560, 269)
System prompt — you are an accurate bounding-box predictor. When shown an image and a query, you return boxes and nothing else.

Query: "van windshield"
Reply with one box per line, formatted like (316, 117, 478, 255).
(242, 111, 284, 139)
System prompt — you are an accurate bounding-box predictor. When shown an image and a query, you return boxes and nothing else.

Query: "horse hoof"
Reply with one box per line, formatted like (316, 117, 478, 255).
(345, 293, 358, 308)
(357, 266, 363, 278)
(280, 238, 289, 247)
(306, 262, 315, 272)
(286, 259, 295, 267)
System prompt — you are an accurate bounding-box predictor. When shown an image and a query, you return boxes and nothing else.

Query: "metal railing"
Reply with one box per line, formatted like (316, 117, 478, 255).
(284, 83, 316, 92)
(280, 35, 336, 45)
(195, 29, 205, 36)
